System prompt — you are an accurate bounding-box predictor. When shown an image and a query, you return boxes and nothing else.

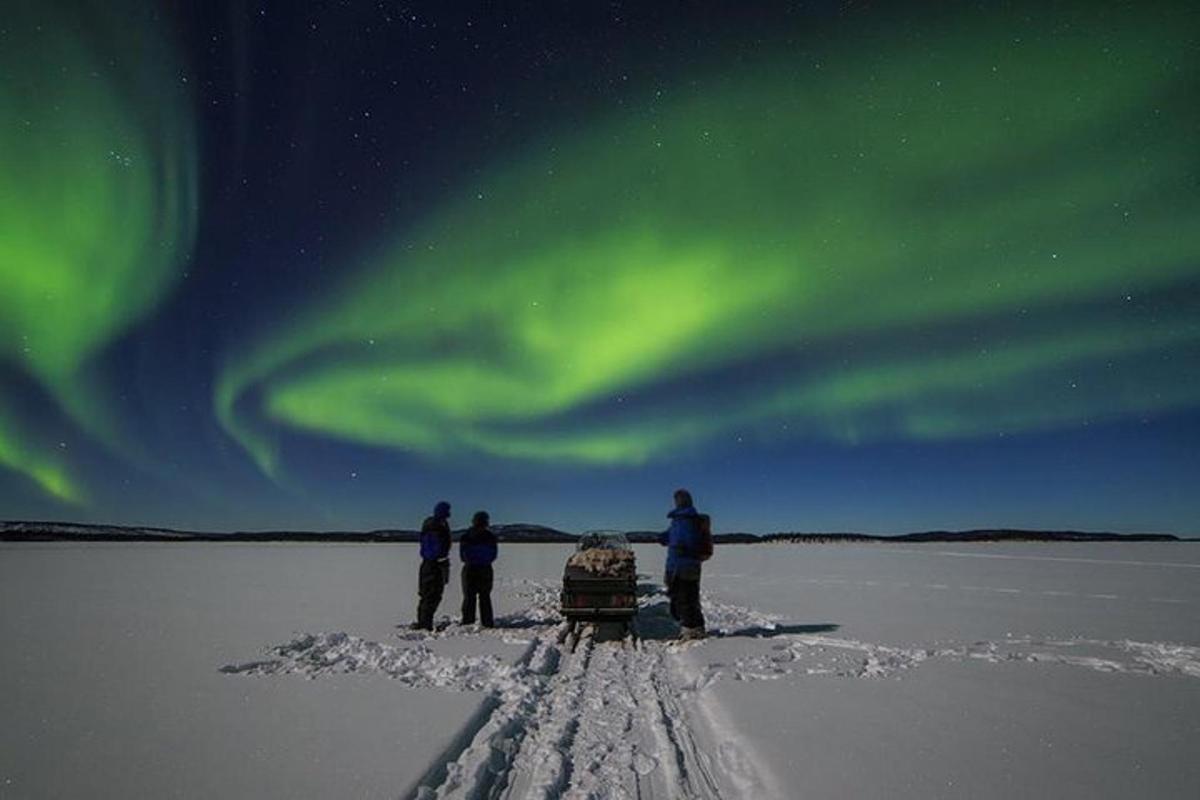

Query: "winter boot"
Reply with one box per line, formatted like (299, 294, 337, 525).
(679, 626, 707, 642)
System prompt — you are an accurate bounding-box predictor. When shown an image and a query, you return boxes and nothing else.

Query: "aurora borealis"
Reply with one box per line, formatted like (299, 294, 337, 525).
(1, 1, 195, 502)
(2, 1, 1198, 533)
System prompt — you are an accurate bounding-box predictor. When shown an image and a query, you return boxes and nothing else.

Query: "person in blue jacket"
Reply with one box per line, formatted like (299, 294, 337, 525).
(659, 488, 706, 639)
(413, 500, 453, 631)
(459, 510, 498, 627)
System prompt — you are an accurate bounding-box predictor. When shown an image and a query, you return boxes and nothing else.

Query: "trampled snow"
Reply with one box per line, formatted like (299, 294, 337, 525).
(1, 542, 1198, 798)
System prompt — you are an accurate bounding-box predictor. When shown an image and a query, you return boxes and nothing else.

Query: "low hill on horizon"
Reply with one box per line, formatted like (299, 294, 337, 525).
(0, 520, 1184, 543)
(0, 520, 580, 543)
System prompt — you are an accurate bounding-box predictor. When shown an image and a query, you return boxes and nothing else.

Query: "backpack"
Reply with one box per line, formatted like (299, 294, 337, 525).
(696, 513, 714, 562)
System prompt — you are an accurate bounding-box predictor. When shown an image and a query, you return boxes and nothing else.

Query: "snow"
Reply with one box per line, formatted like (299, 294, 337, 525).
(1, 541, 1198, 798)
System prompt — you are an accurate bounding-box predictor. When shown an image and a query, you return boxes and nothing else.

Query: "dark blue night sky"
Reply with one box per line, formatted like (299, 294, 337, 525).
(2, 0, 1198, 534)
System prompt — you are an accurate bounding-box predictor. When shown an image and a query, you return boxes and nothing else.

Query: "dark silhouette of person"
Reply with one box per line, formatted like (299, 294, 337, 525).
(413, 500, 452, 631)
(659, 488, 706, 639)
(460, 510, 498, 627)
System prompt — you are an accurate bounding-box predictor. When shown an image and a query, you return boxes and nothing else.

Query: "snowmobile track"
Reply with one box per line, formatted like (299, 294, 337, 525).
(410, 622, 736, 800)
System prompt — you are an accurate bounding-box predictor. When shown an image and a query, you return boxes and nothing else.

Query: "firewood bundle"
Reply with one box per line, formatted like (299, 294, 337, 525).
(566, 547, 636, 577)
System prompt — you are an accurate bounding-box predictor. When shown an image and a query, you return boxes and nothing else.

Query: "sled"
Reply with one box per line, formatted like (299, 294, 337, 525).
(560, 531, 638, 652)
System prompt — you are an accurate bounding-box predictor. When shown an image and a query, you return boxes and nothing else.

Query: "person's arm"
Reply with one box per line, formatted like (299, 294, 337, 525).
(659, 524, 670, 547)
(438, 525, 452, 559)
(418, 520, 433, 558)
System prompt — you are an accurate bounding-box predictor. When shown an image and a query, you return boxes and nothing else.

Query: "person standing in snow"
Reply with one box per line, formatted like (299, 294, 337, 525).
(660, 489, 706, 640)
(460, 510, 498, 627)
(413, 500, 453, 631)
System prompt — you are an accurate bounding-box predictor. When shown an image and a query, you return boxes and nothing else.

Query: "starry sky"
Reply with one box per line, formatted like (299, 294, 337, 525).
(2, 0, 1198, 534)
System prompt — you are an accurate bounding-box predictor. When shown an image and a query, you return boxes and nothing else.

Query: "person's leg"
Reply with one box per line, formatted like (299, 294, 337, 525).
(461, 567, 476, 624)
(417, 560, 440, 629)
(429, 563, 445, 616)
(665, 571, 680, 621)
(479, 565, 494, 627)
(682, 577, 705, 630)
(430, 588, 444, 627)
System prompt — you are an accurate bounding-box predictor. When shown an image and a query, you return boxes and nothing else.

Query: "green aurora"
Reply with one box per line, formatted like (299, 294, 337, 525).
(217, 5, 1200, 478)
(0, 3, 196, 501)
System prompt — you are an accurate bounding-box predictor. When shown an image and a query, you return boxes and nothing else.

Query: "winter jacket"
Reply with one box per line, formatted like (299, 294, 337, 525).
(459, 525, 498, 566)
(660, 505, 703, 573)
(420, 515, 452, 561)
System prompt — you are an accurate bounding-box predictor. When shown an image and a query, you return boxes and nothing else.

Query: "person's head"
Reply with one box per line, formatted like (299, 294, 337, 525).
(673, 488, 694, 509)
(472, 510, 490, 528)
(433, 501, 451, 520)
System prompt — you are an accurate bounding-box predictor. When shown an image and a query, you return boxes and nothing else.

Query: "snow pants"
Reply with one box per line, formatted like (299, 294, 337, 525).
(416, 559, 446, 630)
(461, 564, 495, 627)
(666, 567, 705, 630)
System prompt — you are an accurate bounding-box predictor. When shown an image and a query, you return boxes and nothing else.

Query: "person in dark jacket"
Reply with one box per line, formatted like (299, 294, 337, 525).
(459, 510, 498, 627)
(659, 488, 706, 640)
(413, 500, 452, 631)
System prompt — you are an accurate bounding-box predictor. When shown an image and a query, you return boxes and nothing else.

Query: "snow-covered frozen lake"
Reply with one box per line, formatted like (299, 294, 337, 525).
(1, 541, 1198, 798)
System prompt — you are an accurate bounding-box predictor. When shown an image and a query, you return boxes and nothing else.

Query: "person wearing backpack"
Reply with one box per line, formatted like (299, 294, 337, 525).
(413, 500, 453, 631)
(459, 510, 498, 627)
(659, 488, 710, 640)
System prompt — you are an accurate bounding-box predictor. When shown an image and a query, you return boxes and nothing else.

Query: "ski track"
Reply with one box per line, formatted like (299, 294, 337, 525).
(220, 579, 1200, 799)
(415, 584, 764, 800)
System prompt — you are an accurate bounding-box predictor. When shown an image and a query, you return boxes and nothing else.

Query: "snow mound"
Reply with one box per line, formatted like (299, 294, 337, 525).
(222, 580, 569, 690)
(220, 632, 516, 691)
(711, 635, 1200, 683)
(702, 597, 788, 636)
(396, 579, 564, 645)
(963, 637, 1200, 679)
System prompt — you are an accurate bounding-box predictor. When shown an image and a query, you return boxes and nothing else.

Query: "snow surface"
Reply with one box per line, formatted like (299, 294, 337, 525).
(1, 541, 1198, 798)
